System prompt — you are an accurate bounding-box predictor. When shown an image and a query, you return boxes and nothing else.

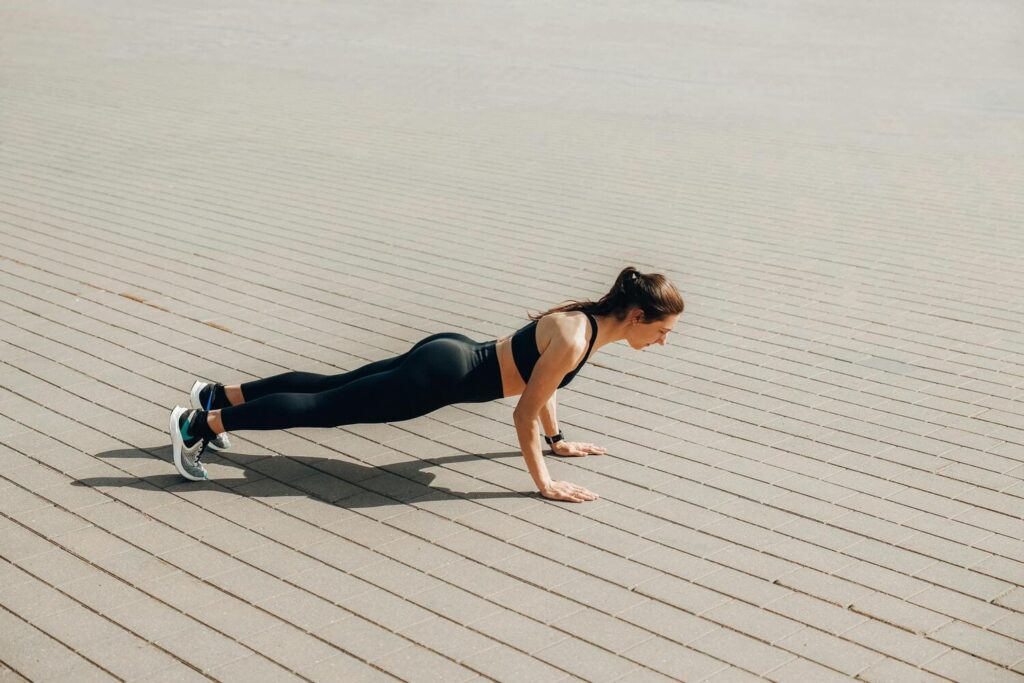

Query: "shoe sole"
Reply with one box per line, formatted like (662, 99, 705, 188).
(189, 380, 230, 451)
(169, 405, 206, 481)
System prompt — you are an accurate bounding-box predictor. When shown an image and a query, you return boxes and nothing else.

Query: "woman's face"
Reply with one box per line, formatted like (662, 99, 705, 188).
(628, 312, 680, 350)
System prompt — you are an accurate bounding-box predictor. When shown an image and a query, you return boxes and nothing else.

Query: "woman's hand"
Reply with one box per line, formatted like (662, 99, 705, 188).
(551, 440, 607, 457)
(540, 480, 600, 503)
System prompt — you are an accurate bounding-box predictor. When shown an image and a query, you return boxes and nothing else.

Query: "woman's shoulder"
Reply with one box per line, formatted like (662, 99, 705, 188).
(537, 310, 590, 353)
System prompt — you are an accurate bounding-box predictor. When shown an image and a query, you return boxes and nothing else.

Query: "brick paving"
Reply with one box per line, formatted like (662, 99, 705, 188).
(1, 1, 1023, 681)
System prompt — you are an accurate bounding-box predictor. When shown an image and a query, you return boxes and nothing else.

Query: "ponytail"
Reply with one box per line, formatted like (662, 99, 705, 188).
(527, 266, 684, 322)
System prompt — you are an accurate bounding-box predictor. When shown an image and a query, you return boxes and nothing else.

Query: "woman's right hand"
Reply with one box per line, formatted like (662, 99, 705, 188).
(540, 480, 599, 503)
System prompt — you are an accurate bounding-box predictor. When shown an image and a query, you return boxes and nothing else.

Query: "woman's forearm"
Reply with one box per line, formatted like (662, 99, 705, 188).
(514, 415, 551, 490)
(538, 395, 558, 437)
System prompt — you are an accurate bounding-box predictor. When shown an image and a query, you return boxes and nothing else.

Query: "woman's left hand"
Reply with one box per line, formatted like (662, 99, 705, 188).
(551, 441, 607, 457)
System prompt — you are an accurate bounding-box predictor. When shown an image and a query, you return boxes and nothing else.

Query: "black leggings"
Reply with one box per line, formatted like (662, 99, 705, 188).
(218, 333, 503, 432)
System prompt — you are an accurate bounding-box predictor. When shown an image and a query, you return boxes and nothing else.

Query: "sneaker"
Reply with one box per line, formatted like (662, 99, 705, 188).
(169, 406, 210, 481)
(189, 380, 231, 451)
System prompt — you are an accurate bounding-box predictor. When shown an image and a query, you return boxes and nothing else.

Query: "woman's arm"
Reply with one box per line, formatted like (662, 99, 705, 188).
(513, 335, 598, 503)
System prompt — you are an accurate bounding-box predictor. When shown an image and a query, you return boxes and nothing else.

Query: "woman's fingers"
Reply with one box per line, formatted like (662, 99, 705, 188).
(541, 481, 599, 502)
(552, 442, 607, 457)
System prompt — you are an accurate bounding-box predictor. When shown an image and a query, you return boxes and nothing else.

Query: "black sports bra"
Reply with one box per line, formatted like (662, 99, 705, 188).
(511, 311, 598, 388)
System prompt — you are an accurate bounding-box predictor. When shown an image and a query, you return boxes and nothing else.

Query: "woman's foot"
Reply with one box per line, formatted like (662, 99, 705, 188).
(189, 380, 232, 451)
(169, 406, 212, 481)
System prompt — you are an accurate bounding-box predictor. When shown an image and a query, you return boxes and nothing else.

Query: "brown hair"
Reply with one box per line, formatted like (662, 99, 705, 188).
(527, 266, 684, 322)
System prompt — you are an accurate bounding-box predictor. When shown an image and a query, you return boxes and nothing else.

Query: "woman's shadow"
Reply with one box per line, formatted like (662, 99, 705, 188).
(74, 443, 533, 510)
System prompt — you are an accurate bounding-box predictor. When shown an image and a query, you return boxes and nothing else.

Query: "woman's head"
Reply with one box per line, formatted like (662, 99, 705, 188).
(529, 266, 684, 348)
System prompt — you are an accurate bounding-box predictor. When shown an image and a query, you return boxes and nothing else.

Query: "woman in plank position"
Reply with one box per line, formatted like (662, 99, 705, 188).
(170, 266, 683, 502)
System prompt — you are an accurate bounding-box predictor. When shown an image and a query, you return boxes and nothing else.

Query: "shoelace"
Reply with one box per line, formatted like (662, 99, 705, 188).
(194, 438, 209, 464)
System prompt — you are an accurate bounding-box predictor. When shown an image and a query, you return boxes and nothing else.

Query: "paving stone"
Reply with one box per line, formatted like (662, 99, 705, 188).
(75, 631, 184, 681)
(243, 624, 344, 673)
(773, 627, 883, 676)
(14, 547, 95, 587)
(619, 636, 730, 681)
(28, 603, 136, 653)
(853, 590, 957, 634)
(613, 667, 691, 683)
(0, 575, 81, 620)
(315, 615, 412, 663)
(468, 608, 569, 654)
(257, 588, 351, 632)
(397, 616, 500, 664)
(207, 653, 306, 682)
(553, 573, 648, 616)
(155, 621, 254, 673)
(300, 652, 399, 682)
(460, 643, 573, 683)
(696, 567, 791, 607)
(702, 600, 804, 645)
(765, 657, 849, 683)
(923, 649, 1024, 683)
(103, 597, 201, 643)
(841, 619, 949, 667)
(372, 643, 479, 682)
(488, 582, 584, 625)
(0, 613, 114, 682)
(688, 627, 796, 677)
(857, 658, 949, 683)
(616, 600, 719, 644)
(407, 583, 502, 624)
(929, 621, 1023, 667)
(532, 636, 641, 682)
(428, 557, 523, 597)
(549, 607, 652, 654)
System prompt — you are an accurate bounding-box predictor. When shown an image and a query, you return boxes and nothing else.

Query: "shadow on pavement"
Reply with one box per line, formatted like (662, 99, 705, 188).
(72, 445, 532, 508)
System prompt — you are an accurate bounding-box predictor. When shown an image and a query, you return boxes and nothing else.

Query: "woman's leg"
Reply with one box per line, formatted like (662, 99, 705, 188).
(226, 333, 466, 404)
(214, 336, 472, 433)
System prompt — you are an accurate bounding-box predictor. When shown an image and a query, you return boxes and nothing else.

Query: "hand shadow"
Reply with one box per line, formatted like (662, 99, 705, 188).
(74, 443, 535, 510)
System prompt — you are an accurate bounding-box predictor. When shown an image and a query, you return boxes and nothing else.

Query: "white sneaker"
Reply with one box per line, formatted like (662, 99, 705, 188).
(169, 406, 210, 481)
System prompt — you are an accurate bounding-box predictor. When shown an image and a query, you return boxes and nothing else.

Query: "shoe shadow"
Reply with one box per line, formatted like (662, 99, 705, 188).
(74, 444, 531, 510)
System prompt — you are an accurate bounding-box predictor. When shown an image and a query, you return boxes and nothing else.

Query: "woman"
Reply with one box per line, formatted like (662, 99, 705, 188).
(170, 266, 684, 503)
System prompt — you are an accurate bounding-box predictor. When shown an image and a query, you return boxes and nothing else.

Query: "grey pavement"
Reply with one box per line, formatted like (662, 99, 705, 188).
(2, 0, 1023, 681)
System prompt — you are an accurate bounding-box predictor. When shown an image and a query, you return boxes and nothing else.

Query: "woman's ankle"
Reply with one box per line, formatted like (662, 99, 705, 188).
(225, 385, 245, 406)
(207, 410, 226, 435)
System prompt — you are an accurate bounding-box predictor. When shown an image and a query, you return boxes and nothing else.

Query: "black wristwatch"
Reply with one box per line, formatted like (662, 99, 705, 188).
(544, 431, 565, 446)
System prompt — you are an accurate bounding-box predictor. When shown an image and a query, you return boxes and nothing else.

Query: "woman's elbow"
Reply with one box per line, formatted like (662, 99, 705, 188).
(512, 409, 536, 425)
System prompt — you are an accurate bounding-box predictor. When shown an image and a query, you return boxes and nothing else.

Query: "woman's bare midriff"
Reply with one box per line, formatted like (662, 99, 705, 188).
(495, 334, 526, 398)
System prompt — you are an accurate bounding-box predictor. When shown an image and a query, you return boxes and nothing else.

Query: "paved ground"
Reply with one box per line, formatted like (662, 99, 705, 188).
(2, 0, 1023, 681)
